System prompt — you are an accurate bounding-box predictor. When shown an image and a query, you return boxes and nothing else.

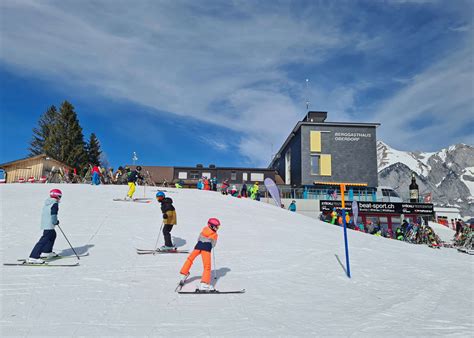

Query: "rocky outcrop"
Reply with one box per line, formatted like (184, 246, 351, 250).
(377, 142, 474, 217)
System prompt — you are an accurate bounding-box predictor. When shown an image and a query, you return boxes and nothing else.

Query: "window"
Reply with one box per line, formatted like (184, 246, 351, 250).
(178, 172, 187, 179)
(320, 154, 332, 176)
(202, 172, 211, 179)
(242, 173, 248, 182)
(310, 155, 320, 175)
(285, 149, 291, 185)
(310, 131, 321, 152)
(251, 173, 264, 181)
(231, 171, 237, 180)
(190, 171, 200, 179)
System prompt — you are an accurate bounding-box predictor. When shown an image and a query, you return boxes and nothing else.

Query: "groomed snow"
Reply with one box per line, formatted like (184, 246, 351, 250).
(1, 184, 473, 336)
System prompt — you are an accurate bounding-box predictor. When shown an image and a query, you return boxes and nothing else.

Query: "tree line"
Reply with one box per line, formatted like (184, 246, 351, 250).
(29, 100, 103, 171)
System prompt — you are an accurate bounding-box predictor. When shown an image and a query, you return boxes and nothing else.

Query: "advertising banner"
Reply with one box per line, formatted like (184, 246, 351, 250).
(264, 178, 281, 207)
(320, 200, 434, 215)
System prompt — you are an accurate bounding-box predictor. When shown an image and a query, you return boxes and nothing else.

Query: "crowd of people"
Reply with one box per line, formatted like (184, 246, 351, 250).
(196, 177, 262, 200)
(320, 209, 445, 248)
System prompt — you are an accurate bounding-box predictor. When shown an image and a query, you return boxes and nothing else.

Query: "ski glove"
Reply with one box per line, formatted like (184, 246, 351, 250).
(162, 213, 168, 219)
(54, 220, 60, 225)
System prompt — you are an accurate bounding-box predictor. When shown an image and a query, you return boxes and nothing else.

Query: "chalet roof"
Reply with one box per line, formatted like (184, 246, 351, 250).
(0, 154, 68, 168)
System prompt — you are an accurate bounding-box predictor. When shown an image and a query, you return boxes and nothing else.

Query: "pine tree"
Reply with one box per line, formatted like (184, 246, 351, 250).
(44, 101, 87, 170)
(86, 133, 102, 166)
(28, 105, 58, 156)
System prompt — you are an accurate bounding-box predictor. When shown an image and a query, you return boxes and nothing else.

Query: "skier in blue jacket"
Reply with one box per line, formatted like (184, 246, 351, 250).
(28, 189, 62, 264)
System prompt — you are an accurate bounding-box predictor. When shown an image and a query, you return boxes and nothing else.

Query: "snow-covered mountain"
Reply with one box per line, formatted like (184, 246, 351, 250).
(0, 184, 472, 336)
(377, 141, 474, 216)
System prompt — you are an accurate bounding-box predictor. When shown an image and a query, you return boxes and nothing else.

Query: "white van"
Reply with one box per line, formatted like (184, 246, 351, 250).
(376, 186, 402, 202)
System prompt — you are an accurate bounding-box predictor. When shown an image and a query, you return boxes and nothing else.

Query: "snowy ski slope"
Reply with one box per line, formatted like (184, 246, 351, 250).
(0, 184, 473, 336)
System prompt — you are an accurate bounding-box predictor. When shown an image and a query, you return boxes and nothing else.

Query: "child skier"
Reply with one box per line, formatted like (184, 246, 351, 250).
(28, 189, 62, 264)
(156, 191, 177, 251)
(126, 166, 142, 200)
(179, 218, 221, 291)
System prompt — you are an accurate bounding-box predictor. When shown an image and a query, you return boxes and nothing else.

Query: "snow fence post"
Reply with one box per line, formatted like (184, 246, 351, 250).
(340, 184, 351, 278)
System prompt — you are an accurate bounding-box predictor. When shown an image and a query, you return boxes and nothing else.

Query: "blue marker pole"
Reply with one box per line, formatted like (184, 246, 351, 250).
(340, 184, 351, 278)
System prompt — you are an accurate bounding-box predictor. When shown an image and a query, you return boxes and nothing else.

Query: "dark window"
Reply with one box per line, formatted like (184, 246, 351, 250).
(231, 171, 237, 180)
(310, 155, 320, 175)
(190, 171, 200, 179)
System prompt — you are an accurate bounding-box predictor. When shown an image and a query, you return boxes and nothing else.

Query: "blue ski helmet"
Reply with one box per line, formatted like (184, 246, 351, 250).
(156, 191, 165, 199)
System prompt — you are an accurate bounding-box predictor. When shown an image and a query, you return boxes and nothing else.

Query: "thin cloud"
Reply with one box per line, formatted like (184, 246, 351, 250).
(0, 0, 472, 164)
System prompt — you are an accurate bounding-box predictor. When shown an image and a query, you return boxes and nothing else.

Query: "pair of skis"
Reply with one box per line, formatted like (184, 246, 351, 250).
(136, 248, 189, 255)
(175, 274, 245, 295)
(113, 198, 152, 204)
(3, 253, 89, 267)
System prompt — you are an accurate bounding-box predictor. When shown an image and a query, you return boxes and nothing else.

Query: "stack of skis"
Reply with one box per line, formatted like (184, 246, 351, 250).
(454, 226, 474, 255)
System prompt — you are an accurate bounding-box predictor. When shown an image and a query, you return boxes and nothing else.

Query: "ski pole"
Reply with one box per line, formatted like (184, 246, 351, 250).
(155, 221, 164, 250)
(213, 249, 217, 282)
(57, 224, 80, 260)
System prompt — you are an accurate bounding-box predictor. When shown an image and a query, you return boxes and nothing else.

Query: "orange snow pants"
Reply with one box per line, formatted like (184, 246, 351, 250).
(180, 249, 212, 284)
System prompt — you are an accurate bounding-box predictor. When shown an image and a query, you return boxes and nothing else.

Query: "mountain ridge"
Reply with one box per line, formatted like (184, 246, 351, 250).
(377, 141, 474, 216)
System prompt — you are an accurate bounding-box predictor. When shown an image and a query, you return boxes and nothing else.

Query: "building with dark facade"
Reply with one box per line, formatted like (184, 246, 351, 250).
(129, 164, 282, 187)
(269, 111, 380, 189)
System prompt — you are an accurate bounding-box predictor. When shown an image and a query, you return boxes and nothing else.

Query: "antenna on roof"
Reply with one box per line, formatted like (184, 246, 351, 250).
(305, 78, 310, 111)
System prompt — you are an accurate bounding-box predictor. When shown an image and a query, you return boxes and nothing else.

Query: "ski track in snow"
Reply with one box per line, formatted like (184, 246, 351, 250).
(0, 184, 473, 336)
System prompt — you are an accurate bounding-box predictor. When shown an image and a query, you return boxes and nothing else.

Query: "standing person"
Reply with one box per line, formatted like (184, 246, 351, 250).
(250, 182, 260, 200)
(28, 189, 62, 264)
(240, 182, 247, 198)
(156, 191, 177, 251)
(179, 218, 221, 291)
(211, 177, 217, 191)
(455, 220, 463, 240)
(126, 166, 142, 200)
(221, 179, 229, 195)
(331, 208, 337, 225)
(288, 200, 296, 212)
(91, 164, 101, 185)
(203, 177, 210, 190)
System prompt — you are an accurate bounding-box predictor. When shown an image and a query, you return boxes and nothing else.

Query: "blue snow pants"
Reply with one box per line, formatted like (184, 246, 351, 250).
(30, 229, 57, 258)
(92, 172, 100, 185)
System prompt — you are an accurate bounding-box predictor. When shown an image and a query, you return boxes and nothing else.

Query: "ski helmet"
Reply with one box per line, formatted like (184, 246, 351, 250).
(208, 218, 221, 230)
(50, 189, 62, 200)
(156, 191, 165, 199)
(136, 166, 142, 171)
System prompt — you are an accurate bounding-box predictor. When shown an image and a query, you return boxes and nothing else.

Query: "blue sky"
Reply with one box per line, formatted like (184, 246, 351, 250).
(0, 0, 473, 170)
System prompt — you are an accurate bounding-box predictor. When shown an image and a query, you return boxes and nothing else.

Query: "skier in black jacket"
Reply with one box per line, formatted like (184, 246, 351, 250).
(126, 166, 143, 200)
(156, 191, 177, 251)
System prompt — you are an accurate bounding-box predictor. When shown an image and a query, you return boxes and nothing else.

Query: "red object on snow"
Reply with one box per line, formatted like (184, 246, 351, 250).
(28, 177, 35, 183)
(39, 176, 47, 183)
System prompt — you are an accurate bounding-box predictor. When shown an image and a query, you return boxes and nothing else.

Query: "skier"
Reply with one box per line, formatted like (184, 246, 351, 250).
(211, 177, 217, 191)
(156, 191, 177, 251)
(91, 164, 101, 185)
(250, 182, 260, 200)
(221, 179, 229, 195)
(331, 208, 337, 225)
(230, 185, 238, 197)
(28, 189, 62, 264)
(126, 166, 142, 200)
(240, 182, 247, 198)
(179, 218, 221, 291)
(288, 200, 296, 212)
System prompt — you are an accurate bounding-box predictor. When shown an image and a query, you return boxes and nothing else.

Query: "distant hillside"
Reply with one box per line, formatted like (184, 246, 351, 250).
(377, 141, 474, 216)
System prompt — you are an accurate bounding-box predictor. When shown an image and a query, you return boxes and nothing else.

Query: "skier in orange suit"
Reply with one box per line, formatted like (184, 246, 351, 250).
(179, 218, 220, 291)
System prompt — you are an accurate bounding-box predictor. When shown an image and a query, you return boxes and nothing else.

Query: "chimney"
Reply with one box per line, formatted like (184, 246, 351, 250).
(304, 111, 327, 123)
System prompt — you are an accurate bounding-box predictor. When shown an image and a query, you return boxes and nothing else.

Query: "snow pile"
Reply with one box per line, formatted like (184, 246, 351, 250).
(1, 184, 473, 336)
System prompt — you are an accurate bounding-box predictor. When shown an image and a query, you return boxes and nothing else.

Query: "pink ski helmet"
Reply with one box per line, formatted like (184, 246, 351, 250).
(208, 217, 221, 230)
(50, 189, 62, 200)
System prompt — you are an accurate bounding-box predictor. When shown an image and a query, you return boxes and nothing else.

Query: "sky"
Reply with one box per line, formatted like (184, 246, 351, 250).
(0, 0, 473, 170)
